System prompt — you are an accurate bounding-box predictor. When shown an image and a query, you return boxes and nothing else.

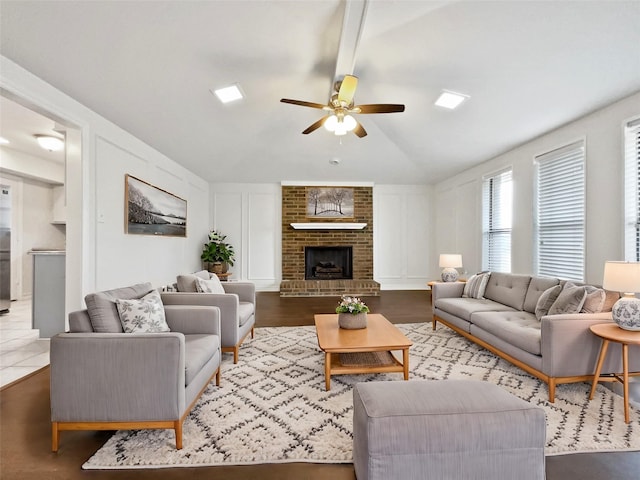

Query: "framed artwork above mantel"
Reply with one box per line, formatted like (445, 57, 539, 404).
(125, 174, 187, 237)
(306, 186, 354, 219)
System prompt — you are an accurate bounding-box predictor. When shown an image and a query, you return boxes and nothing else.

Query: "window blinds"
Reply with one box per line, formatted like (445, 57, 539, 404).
(624, 118, 640, 261)
(482, 168, 512, 272)
(535, 140, 585, 281)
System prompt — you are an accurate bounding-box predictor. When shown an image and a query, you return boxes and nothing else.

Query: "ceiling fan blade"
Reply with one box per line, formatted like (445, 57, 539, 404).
(302, 116, 330, 135)
(337, 75, 358, 106)
(280, 98, 328, 109)
(353, 122, 367, 138)
(354, 104, 405, 114)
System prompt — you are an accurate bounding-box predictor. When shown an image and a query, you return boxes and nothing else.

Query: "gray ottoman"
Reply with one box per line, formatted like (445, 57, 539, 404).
(352, 380, 546, 480)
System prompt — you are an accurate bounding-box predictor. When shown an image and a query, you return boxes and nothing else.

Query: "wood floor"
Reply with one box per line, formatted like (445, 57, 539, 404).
(1, 291, 638, 479)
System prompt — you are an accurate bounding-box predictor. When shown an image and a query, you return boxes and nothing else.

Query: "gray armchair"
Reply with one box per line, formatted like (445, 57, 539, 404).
(50, 283, 221, 452)
(161, 271, 255, 363)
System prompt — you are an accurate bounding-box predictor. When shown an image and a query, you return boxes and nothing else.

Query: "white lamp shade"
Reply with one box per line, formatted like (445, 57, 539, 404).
(439, 254, 462, 269)
(603, 261, 640, 294)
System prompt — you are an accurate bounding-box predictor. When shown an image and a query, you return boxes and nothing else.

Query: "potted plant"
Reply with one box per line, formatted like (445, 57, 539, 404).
(201, 229, 235, 274)
(335, 295, 369, 329)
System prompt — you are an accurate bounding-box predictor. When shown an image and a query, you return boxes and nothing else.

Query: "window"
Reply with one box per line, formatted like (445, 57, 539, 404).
(624, 118, 640, 261)
(534, 140, 585, 281)
(482, 168, 512, 272)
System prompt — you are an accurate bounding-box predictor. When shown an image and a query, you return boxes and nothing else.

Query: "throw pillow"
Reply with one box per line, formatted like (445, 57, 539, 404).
(548, 283, 587, 316)
(116, 289, 170, 333)
(195, 275, 226, 294)
(176, 270, 211, 292)
(581, 285, 607, 314)
(534, 284, 562, 320)
(85, 282, 154, 333)
(462, 272, 490, 299)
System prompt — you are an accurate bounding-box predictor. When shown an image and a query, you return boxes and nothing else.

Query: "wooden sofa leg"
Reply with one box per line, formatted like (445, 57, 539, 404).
(432, 316, 437, 331)
(251, 327, 255, 339)
(52, 422, 59, 452)
(174, 420, 183, 450)
(548, 379, 556, 403)
(233, 346, 239, 364)
(216, 367, 221, 386)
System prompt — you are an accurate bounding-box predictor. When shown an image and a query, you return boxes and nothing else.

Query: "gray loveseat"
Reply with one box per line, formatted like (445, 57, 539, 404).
(50, 283, 222, 451)
(432, 272, 640, 401)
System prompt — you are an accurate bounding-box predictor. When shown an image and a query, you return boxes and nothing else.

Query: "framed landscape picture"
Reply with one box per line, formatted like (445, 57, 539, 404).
(125, 174, 187, 237)
(306, 187, 354, 218)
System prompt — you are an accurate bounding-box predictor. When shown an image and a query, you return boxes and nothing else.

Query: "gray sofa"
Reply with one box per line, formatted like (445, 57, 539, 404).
(50, 283, 222, 451)
(432, 272, 640, 402)
(161, 270, 255, 363)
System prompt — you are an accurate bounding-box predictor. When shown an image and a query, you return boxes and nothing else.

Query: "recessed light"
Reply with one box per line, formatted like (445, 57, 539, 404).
(435, 90, 469, 109)
(211, 84, 244, 104)
(0, 137, 9, 145)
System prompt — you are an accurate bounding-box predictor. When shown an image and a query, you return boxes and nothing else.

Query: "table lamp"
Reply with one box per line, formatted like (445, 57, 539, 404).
(602, 261, 640, 331)
(439, 254, 462, 282)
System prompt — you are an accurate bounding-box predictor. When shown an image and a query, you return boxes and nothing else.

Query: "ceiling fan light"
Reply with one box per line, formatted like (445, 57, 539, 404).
(34, 134, 64, 151)
(324, 115, 338, 132)
(334, 122, 348, 136)
(343, 114, 357, 131)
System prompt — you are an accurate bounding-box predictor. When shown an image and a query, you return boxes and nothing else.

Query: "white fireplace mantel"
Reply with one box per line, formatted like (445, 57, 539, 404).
(290, 222, 367, 230)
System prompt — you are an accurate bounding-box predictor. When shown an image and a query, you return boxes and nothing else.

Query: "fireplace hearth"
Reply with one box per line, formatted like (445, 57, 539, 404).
(305, 246, 352, 280)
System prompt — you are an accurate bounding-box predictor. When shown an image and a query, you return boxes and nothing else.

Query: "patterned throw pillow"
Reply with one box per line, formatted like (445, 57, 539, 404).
(462, 272, 490, 299)
(547, 283, 587, 316)
(535, 284, 562, 320)
(116, 289, 170, 333)
(195, 276, 226, 294)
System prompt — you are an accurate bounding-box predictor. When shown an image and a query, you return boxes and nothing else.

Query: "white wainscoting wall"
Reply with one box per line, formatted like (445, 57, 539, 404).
(210, 184, 281, 291)
(373, 185, 433, 290)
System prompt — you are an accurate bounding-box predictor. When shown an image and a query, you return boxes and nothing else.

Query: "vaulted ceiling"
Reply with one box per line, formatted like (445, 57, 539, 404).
(1, 1, 639, 184)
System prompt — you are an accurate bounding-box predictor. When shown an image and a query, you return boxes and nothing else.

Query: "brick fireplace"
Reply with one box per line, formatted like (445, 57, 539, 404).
(280, 185, 380, 297)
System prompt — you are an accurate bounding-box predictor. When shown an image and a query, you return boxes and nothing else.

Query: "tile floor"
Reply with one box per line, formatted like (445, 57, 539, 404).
(0, 298, 50, 388)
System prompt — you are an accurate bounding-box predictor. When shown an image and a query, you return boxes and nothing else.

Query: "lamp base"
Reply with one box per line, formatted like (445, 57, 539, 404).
(612, 295, 640, 331)
(441, 267, 459, 283)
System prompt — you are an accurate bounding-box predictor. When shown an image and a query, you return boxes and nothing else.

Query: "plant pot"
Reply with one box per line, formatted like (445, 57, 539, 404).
(338, 312, 367, 330)
(209, 262, 224, 274)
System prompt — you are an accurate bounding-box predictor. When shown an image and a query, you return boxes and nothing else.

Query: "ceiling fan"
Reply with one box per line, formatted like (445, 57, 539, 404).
(280, 74, 404, 138)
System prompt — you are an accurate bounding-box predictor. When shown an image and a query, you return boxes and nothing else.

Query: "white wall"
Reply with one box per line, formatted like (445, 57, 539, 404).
(210, 183, 432, 291)
(210, 183, 281, 291)
(433, 91, 640, 285)
(1, 56, 211, 314)
(374, 185, 432, 289)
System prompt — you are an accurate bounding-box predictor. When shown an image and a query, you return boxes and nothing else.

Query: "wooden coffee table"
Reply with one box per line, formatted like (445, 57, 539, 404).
(314, 313, 412, 391)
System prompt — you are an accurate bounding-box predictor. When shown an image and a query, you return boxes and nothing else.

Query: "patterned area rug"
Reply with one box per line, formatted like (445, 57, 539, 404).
(83, 323, 640, 469)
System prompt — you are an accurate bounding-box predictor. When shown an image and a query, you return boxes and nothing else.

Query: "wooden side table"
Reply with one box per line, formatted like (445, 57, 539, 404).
(215, 273, 232, 282)
(588, 323, 640, 423)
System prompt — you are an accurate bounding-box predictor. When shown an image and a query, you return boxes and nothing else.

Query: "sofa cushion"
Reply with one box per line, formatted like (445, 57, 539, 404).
(470, 311, 542, 356)
(195, 275, 225, 294)
(523, 276, 561, 313)
(176, 270, 211, 292)
(435, 297, 516, 322)
(116, 289, 170, 333)
(84, 282, 154, 333)
(238, 302, 255, 326)
(548, 283, 587, 315)
(483, 272, 532, 311)
(184, 334, 219, 386)
(463, 272, 490, 299)
(534, 285, 562, 320)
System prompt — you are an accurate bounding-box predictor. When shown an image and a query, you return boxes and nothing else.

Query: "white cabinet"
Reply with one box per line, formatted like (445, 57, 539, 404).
(52, 185, 66, 224)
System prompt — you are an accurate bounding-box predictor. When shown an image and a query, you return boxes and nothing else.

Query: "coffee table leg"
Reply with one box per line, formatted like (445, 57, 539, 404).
(325, 351, 331, 391)
(403, 348, 409, 380)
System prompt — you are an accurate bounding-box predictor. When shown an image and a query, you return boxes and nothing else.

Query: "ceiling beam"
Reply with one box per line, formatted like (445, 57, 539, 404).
(333, 0, 368, 83)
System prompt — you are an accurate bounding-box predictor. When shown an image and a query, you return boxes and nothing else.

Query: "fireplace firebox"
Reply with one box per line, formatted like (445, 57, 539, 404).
(305, 246, 353, 280)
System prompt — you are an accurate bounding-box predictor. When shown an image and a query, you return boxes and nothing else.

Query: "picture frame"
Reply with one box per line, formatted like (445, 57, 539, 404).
(125, 174, 187, 237)
(306, 187, 354, 219)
